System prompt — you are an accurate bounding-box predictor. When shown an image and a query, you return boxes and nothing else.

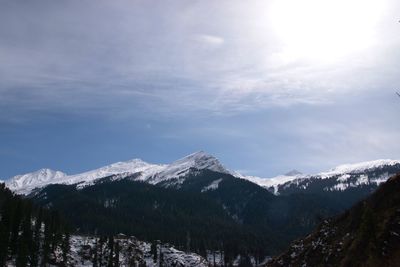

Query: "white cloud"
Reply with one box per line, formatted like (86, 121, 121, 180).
(194, 34, 225, 46)
(0, 0, 399, 121)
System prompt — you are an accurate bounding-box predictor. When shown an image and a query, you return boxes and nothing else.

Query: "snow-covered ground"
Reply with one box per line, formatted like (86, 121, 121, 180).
(69, 235, 208, 267)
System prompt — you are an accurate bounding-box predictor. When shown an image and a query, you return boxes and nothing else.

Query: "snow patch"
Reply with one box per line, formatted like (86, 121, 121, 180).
(201, 178, 223, 192)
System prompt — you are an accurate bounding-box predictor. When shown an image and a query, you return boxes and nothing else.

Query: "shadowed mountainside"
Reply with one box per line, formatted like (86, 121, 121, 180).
(266, 173, 400, 267)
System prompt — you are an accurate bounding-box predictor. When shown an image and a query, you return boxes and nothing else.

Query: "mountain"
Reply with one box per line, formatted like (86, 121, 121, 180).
(5, 153, 400, 264)
(240, 173, 302, 195)
(30, 169, 344, 264)
(266, 173, 400, 267)
(6, 168, 67, 194)
(6, 151, 231, 195)
(242, 159, 400, 198)
(31, 173, 278, 261)
(6, 152, 400, 197)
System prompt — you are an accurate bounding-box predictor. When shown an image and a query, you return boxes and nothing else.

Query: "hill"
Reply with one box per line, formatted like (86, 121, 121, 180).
(266, 173, 400, 267)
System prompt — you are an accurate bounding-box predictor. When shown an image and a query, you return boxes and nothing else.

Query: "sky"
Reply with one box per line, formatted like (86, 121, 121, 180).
(1, 0, 400, 179)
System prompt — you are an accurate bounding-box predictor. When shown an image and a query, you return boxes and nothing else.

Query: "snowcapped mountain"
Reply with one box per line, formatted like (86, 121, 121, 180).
(6, 151, 231, 194)
(6, 152, 400, 197)
(320, 159, 400, 177)
(143, 151, 230, 186)
(245, 159, 400, 195)
(6, 168, 67, 194)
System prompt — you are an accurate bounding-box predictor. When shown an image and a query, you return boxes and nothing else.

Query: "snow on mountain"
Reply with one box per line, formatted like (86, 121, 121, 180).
(6, 169, 67, 194)
(304, 159, 400, 192)
(319, 159, 400, 177)
(240, 173, 303, 195)
(145, 151, 230, 186)
(7, 153, 400, 196)
(201, 178, 223, 192)
(6, 151, 231, 195)
(64, 159, 166, 188)
(240, 159, 400, 194)
(6, 160, 165, 195)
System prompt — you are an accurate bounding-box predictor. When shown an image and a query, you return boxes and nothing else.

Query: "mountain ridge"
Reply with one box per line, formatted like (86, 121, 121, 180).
(5, 152, 400, 196)
(266, 173, 400, 267)
(6, 151, 231, 194)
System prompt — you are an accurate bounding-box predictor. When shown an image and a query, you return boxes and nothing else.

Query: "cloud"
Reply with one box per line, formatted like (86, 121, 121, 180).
(194, 34, 225, 46)
(0, 0, 399, 123)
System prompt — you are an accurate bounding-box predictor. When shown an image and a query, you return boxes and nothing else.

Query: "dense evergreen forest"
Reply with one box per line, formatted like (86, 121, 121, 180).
(0, 184, 130, 267)
(0, 183, 70, 266)
(3, 167, 393, 266)
(31, 172, 342, 264)
(33, 179, 272, 264)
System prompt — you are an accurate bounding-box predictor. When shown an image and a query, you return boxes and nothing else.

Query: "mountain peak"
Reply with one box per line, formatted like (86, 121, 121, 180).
(170, 151, 227, 173)
(181, 151, 213, 160)
(6, 168, 67, 193)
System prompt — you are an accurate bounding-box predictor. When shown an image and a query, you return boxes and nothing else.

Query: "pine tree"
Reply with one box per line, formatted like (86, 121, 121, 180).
(61, 232, 70, 266)
(107, 236, 114, 267)
(0, 198, 12, 266)
(151, 242, 157, 263)
(17, 206, 33, 267)
(159, 250, 164, 267)
(93, 238, 99, 267)
(31, 208, 43, 267)
(114, 241, 120, 267)
(41, 216, 51, 267)
(10, 199, 23, 256)
(99, 236, 105, 267)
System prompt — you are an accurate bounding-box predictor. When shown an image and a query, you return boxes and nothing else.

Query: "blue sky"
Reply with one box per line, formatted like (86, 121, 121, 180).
(1, 0, 400, 179)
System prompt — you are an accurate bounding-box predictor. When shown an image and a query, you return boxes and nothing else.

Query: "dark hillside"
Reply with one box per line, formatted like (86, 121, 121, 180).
(266, 173, 400, 267)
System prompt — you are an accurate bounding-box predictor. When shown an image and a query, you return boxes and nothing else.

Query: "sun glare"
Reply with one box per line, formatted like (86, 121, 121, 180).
(269, 0, 383, 63)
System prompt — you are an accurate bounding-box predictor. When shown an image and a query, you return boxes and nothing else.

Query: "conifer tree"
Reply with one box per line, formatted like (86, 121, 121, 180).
(107, 236, 114, 267)
(61, 232, 70, 266)
(93, 238, 99, 267)
(114, 241, 120, 267)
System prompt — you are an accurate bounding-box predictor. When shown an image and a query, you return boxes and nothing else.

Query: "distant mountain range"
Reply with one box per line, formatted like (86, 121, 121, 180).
(6, 151, 230, 195)
(5, 151, 400, 197)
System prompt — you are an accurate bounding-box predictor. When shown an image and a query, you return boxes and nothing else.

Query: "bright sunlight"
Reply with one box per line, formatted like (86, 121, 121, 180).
(269, 0, 384, 63)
